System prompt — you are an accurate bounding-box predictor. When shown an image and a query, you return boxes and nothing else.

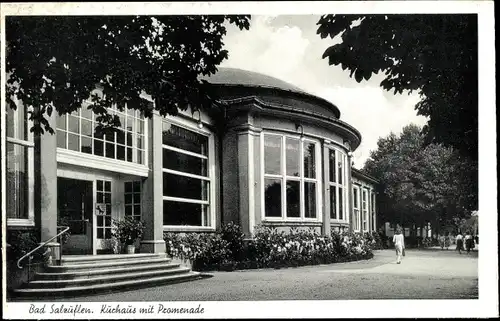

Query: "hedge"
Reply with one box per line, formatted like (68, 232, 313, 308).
(164, 223, 381, 272)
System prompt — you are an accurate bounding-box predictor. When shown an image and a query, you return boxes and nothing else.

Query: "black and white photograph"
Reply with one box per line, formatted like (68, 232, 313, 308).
(1, 1, 497, 319)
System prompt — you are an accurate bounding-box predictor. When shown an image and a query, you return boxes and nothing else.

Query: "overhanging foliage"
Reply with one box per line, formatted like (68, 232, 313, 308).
(317, 14, 478, 161)
(6, 15, 250, 135)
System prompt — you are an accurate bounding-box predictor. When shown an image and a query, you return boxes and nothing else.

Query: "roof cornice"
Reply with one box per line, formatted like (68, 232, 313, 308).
(352, 168, 379, 184)
(209, 83, 341, 119)
(219, 95, 362, 150)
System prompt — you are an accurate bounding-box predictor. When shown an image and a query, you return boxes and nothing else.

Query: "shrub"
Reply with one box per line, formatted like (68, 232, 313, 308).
(164, 232, 233, 270)
(193, 233, 232, 270)
(111, 217, 145, 245)
(220, 221, 246, 262)
(6, 230, 42, 263)
(164, 223, 374, 272)
(363, 231, 384, 250)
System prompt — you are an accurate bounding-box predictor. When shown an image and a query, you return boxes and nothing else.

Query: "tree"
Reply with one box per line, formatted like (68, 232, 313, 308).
(6, 15, 250, 134)
(317, 14, 478, 161)
(363, 124, 477, 234)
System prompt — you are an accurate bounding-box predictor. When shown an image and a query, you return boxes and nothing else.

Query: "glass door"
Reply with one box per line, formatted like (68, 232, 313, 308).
(95, 179, 113, 253)
(58, 177, 93, 255)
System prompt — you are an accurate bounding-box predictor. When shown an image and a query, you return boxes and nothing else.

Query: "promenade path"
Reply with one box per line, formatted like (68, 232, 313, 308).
(62, 248, 478, 301)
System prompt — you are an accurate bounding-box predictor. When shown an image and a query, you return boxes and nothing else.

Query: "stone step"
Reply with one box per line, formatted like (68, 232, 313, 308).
(13, 272, 203, 298)
(61, 253, 164, 264)
(25, 266, 192, 288)
(35, 262, 182, 280)
(46, 257, 172, 272)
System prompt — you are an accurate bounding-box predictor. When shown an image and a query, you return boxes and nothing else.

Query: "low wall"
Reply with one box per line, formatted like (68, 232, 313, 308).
(6, 260, 45, 293)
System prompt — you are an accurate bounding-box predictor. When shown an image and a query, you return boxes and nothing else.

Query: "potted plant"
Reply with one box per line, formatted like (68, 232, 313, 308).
(111, 217, 145, 254)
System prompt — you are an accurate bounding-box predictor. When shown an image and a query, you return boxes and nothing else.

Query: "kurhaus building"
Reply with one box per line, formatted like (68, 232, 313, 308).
(5, 67, 378, 256)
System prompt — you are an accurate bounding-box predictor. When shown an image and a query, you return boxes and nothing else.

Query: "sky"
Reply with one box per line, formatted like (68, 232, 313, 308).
(220, 15, 428, 169)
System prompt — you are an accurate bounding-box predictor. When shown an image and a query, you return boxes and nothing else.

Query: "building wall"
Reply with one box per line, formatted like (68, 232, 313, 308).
(255, 115, 346, 147)
(6, 80, 378, 256)
(221, 130, 240, 225)
(220, 110, 356, 236)
(352, 174, 377, 233)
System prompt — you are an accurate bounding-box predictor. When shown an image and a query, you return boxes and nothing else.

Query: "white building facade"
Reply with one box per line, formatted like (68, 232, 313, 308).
(5, 68, 379, 256)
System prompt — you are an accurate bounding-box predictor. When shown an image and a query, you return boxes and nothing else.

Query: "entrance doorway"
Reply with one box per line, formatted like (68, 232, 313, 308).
(58, 177, 93, 254)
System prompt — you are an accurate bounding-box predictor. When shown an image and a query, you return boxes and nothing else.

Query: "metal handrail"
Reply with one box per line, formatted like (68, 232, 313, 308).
(17, 225, 70, 269)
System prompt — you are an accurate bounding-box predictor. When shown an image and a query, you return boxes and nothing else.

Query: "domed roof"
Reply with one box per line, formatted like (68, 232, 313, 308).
(202, 67, 306, 93)
(200, 67, 360, 149)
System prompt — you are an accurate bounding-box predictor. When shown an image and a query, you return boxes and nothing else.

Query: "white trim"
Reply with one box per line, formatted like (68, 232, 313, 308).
(57, 148, 149, 177)
(5, 103, 35, 225)
(161, 117, 216, 228)
(315, 140, 323, 221)
(95, 178, 113, 251)
(299, 137, 304, 219)
(248, 133, 255, 234)
(124, 180, 142, 221)
(143, 111, 149, 166)
(264, 174, 282, 179)
(163, 113, 213, 136)
(162, 168, 210, 181)
(371, 191, 377, 231)
(163, 196, 210, 205)
(352, 185, 361, 232)
(208, 133, 216, 228)
(57, 102, 148, 166)
(55, 171, 109, 255)
(264, 127, 349, 153)
(280, 135, 286, 219)
(362, 188, 369, 232)
(163, 225, 216, 232)
(6, 218, 35, 227)
(262, 218, 321, 224)
(6, 137, 34, 147)
(326, 147, 349, 222)
(90, 178, 98, 255)
(262, 132, 322, 222)
(162, 144, 208, 159)
(260, 133, 265, 223)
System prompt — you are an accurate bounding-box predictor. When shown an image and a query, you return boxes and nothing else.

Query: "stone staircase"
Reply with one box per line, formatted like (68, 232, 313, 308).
(13, 253, 203, 298)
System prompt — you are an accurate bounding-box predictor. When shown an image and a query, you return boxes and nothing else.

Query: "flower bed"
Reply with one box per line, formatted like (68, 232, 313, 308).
(164, 223, 376, 272)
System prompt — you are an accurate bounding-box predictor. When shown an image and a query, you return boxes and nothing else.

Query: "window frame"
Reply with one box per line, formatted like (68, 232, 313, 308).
(124, 181, 142, 221)
(56, 99, 148, 166)
(95, 179, 113, 240)
(261, 132, 322, 222)
(6, 99, 35, 227)
(352, 185, 361, 232)
(161, 116, 216, 230)
(362, 187, 369, 232)
(328, 146, 349, 223)
(370, 190, 376, 231)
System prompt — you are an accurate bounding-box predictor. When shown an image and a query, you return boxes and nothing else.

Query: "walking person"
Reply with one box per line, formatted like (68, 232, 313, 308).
(465, 231, 474, 254)
(392, 227, 405, 264)
(455, 231, 464, 254)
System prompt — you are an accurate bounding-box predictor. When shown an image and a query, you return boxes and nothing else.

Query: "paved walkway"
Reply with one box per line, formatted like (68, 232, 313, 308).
(427, 244, 479, 251)
(60, 249, 478, 301)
